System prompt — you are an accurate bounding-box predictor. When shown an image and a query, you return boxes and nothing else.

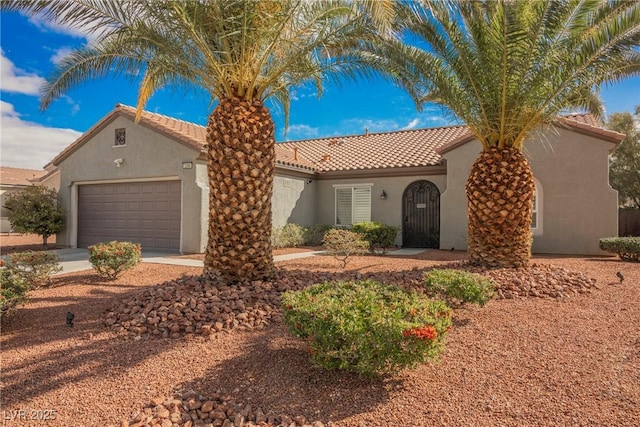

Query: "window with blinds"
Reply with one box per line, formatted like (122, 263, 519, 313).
(335, 187, 371, 225)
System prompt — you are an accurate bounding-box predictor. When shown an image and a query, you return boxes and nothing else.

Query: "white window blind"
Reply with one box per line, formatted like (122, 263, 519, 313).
(335, 187, 371, 225)
(336, 188, 352, 225)
(353, 188, 371, 224)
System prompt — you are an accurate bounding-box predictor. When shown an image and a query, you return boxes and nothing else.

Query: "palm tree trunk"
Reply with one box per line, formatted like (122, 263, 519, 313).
(466, 147, 535, 268)
(204, 97, 275, 282)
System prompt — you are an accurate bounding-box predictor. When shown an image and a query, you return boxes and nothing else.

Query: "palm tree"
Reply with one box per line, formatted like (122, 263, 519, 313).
(3, 0, 393, 282)
(376, 0, 640, 268)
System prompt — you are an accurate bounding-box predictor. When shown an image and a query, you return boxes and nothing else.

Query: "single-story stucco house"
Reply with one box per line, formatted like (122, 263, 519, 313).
(0, 166, 60, 233)
(44, 104, 624, 255)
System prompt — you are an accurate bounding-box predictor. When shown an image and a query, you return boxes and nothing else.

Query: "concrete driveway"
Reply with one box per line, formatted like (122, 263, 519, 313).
(52, 248, 199, 275)
(52, 248, 327, 275)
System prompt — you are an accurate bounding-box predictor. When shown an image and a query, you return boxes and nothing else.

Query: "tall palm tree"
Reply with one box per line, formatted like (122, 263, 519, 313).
(3, 0, 393, 282)
(376, 0, 640, 268)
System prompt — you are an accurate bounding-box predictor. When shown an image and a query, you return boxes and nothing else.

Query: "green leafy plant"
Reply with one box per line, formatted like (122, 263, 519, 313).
(282, 280, 452, 377)
(5, 251, 62, 288)
(271, 223, 305, 249)
(599, 237, 640, 262)
(352, 221, 399, 254)
(88, 241, 142, 280)
(3, 185, 65, 248)
(424, 269, 496, 306)
(322, 228, 369, 268)
(0, 267, 30, 317)
(303, 224, 332, 246)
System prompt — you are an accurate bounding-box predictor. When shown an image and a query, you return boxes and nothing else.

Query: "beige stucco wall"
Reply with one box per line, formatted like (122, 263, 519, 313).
(315, 172, 447, 246)
(272, 172, 317, 228)
(440, 127, 618, 255)
(55, 115, 207, 253)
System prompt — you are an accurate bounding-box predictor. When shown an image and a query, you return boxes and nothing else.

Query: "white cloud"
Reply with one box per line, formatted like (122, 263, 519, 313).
(0, 101, 82, 169)
(286, 124, 319, 140)
(0, 49, 46, 95)
(27, 13, 97, 42)
(402, 118, 420, 130)
(51, 47, 74, 65)
(338, 117, 401, 135)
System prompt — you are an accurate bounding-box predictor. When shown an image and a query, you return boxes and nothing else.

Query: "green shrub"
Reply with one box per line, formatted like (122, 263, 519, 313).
(424, 269, 495, 306)
(0, 267, 30, 316)
(599, 237, 640, 262)
(282, 280, 452, 377)
(303, 224, 332, 246)
(6, 250, 62, 288)
(272, 223, 306, 249)
(351, 222, 399, 254)
(88, 241, 141, 280)
(322, 228, 369, 267)
(3, 185, 65, 248)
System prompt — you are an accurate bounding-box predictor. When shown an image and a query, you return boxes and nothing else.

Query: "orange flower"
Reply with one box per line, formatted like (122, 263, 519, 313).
(402, 325, 438, 341)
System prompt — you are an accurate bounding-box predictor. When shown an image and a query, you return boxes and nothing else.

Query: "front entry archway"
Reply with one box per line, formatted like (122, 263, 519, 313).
(402, 180, 440, 248)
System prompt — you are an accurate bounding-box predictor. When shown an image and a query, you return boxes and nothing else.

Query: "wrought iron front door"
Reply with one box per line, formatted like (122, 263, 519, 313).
(402, 180, 440, 248)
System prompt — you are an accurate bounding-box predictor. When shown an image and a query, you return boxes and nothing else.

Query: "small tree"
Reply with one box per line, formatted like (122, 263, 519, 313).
(608, 106, 640, 208)
(4, 186, 65, 248)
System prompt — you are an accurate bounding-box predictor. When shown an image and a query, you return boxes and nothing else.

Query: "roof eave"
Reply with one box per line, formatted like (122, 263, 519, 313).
(554, 118, 626, 144)
(316, 164, 447, 179)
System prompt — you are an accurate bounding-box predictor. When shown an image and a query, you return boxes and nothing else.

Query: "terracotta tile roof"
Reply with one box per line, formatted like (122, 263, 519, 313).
(282, 126, 472, 172)
(562, 113, 601, 127)
(48, 105, 623, 172)
(558, 113, 625, 143)
(0, 166, 46, 187)
(274, 145, 318, 171)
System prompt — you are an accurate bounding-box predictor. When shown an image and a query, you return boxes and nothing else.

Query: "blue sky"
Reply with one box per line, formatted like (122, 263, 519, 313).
(1, 11, 639, 170)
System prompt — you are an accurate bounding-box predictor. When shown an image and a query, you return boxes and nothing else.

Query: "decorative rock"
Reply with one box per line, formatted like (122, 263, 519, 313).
(201, 401, 215, 413)
(156, 405, 170, 419)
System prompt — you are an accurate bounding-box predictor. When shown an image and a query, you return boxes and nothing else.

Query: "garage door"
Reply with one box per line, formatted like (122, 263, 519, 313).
(78, 181, 181, 251)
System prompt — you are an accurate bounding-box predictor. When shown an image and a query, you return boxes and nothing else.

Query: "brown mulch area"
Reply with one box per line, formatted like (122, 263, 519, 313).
(0, 233, 60, 255)
(1, 251, 639, 426)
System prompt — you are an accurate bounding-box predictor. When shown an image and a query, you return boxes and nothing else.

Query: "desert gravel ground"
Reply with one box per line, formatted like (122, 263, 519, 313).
(0, 233, 59, 255)
(1, 248, 638, 426)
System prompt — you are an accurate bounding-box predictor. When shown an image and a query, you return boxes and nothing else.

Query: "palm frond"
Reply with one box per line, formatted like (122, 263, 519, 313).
(6, 0, 394, 128)
(382, 0, 640, 150)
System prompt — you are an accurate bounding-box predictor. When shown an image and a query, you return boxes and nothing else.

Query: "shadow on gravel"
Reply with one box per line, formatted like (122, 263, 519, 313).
(0, 282, 183, 406)
(178, 323, 403, 424)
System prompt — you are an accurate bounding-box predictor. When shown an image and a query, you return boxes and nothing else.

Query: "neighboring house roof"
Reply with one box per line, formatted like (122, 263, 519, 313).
(46, 104, 624, 173)
(0, 166, 46, 187)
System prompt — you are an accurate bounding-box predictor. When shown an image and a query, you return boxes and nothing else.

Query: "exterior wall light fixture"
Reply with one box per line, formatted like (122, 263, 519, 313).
(380, 190, 387, 200)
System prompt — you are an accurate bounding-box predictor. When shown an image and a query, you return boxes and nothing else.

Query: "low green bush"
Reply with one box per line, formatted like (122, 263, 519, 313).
(272, 223, 306, 249)
(303, 224, 332, 246)
(282, 280, 452, 377)
(88, 241, 141, 280)
(599, 237, 640, 262)
(6, 250, 62, 288)
(322, 228, 369, 267)
(424, 269, 495, 306)
(0, 267, 30, 316)
(351, 222, 399, 254)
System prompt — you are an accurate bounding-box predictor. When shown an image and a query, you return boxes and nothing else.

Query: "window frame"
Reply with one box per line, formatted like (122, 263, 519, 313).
(113, 128, 127, 147)
(531, 178, 543, 235)
(333, 183, 373, 226)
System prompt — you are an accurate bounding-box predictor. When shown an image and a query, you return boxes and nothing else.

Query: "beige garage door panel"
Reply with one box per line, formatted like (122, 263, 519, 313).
(78, 181, 181, 251)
